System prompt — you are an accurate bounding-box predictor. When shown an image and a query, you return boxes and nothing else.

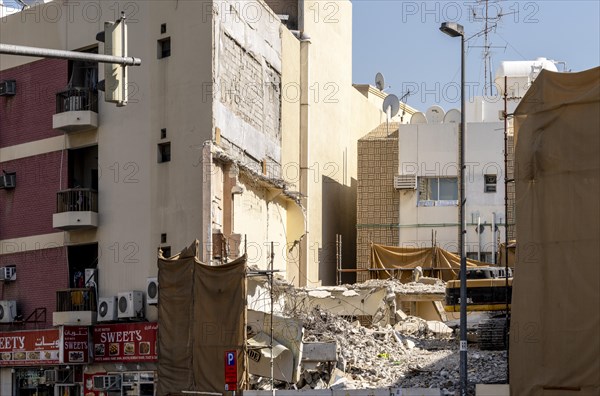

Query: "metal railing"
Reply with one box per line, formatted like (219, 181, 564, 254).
(56, 188, 98, 213)
(56, 288, 97, 312)
(56, 87, 98, 113)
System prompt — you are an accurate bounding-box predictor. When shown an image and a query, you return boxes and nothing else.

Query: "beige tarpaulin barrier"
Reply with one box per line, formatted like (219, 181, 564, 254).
(510, 67, 600, 396)
(370, 244, 488, 282)
(157, 240, 247, 395)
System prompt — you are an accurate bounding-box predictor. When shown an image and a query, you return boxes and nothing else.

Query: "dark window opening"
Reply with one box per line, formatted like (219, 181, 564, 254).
(158, 37, 171, 59)
(158, 142, 171, 163)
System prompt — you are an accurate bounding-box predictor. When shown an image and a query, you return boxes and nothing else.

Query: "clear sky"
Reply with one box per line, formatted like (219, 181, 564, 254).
(2, 1, 599, 113)
(352, 0, 600, 112)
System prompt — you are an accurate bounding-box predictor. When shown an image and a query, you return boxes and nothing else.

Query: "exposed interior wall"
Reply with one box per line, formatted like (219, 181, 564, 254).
(231, 173, 289, 272)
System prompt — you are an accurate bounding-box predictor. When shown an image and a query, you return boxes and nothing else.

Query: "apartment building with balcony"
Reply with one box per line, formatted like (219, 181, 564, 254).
(0, 0, 386, 393)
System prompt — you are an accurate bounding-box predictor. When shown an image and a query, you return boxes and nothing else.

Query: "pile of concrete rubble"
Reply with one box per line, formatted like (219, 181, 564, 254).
(248, 277, 507, 395)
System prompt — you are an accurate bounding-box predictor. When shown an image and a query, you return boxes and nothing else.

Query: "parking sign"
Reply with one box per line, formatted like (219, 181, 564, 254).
(224, 350, 237, 391)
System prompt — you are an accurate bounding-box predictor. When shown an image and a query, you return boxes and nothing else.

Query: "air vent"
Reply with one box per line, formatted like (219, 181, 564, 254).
(394, 174, 417, 190)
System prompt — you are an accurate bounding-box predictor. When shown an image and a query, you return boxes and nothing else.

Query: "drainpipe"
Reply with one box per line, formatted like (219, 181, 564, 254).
(477, 214, 481, 261)
(202, 141, 213, 264)
(492, 212, 497, 264)
(298, 37, 311, 287)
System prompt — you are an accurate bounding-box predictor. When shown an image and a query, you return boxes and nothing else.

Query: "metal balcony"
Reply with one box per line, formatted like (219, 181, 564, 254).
(53, 288, 97, 326)
(52, 188, 98, 231)
(52, 88, 99, 133)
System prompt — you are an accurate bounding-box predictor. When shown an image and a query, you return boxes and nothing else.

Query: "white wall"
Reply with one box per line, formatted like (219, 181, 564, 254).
(397, 119, 505, 258)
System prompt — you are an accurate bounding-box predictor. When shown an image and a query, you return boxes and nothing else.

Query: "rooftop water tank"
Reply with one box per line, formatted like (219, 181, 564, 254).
(494, 57, 558, 98)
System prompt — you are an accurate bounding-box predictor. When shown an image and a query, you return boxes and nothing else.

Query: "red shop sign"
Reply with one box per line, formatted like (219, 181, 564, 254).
(62, 326, 90, 364)
(0, 329, 60, 366)
(93, 323, 158, 362)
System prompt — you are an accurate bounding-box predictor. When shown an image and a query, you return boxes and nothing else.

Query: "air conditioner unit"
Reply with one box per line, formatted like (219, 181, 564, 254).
(117, 291, 144, 319)
(97, 297, 117, 322)
(146, 277, 158, 305)
(93, 375, 121, 390)
(0, 80, 16, 96)
(0, 300, 17, 323)
(0, 172, 16, 189)
(0, 267, 16, 281)
(394, 174, 417, 190)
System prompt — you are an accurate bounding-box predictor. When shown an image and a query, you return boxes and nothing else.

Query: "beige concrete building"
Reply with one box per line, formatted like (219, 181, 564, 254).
(1, 0, 388, 317)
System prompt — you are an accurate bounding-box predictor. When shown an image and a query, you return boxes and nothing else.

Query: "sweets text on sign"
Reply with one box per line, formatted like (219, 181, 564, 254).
(99, 330, 143, 343)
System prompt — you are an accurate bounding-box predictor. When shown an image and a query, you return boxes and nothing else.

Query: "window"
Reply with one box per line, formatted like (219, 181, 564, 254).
(485, 174, 497, 193)
(160, 128, 167, 139)
(158, 142, 171, 163)
(418, 177, 458, 206)
(158, 37, 171, 59)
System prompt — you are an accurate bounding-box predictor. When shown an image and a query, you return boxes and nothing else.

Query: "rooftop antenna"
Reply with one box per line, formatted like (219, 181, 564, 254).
(382, 94, 400, 135)
(398, 90, 411, 123)
(470, 0, 512, 95)
(375, 72, 386, 91)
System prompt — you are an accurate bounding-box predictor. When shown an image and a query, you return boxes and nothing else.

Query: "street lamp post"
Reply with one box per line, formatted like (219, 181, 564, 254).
(440, 21, 468, 396)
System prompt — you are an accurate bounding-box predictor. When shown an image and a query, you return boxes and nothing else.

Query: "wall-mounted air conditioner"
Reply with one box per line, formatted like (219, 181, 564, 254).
(0, 80, 16, 96)
(93, 375, 121, 390)
(146, 277, 158, 305)
(394, 174, 417, 190)
(117, 291, 144, 319)
(0, 266, 16, 281)
(0, 172, 16, 189)
(0, 300, 17, 323)
(97, 297, 117, 322)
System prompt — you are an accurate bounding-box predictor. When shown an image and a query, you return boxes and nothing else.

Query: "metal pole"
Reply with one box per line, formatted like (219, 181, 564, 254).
(270, 241, 274, 394)
(0, 43, 141, 66)
(503, 75, 510, 382)
(459, 32, 468, 396)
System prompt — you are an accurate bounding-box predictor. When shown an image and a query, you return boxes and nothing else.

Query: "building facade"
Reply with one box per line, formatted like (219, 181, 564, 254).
(0, 0, 386, 394)
(356, 58, 560, 281)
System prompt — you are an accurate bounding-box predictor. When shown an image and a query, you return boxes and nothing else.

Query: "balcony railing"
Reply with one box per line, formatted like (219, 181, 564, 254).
(56, 188, 98, 213)
(56, 87, 98, 113)
(56, 288, 97, 312)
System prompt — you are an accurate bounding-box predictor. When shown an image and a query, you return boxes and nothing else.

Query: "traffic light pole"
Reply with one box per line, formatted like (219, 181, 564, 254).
(0, 43, 141, 66)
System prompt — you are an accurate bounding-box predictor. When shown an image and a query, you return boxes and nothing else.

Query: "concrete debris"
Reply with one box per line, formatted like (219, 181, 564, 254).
(249, 278, 506, 395)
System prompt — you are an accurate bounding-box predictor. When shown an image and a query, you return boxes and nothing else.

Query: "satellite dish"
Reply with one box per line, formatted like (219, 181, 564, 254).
(410, 112, 428, 124)
(444, 109, 461, 123)
(375, 72, 385, 91)
(382, 94, 400, 118)
(426, 105, 445, 124)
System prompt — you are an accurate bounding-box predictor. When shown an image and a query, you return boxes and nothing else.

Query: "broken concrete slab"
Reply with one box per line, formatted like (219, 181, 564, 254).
(248, 332, 295, 382)
(426, 321, 453, 336)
